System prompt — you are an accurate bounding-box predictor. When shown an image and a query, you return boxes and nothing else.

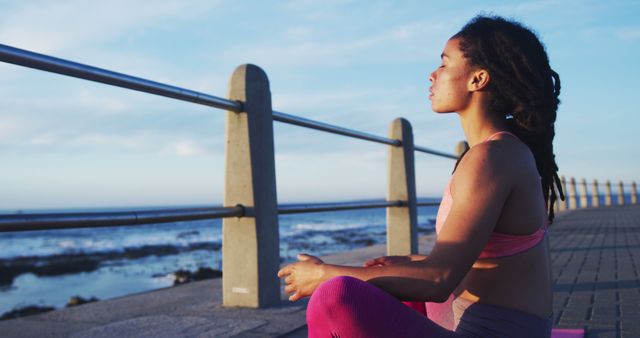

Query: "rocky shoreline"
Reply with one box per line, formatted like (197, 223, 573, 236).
(0, 241, 222, 287)
(0, 266, 222, 321)
(0, 223, 435, 321)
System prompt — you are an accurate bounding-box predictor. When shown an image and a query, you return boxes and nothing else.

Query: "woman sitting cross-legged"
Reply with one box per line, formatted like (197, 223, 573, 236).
(278, 15, 564, 338)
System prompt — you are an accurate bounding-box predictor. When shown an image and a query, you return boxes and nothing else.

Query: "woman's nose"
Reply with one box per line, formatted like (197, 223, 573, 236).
(429, 70, 436, 83)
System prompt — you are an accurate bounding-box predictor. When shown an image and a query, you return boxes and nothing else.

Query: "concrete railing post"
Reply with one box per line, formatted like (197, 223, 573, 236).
(568, 177, 578, 210)
(386, 118, 418, 255)
(455, 140, 469, 157)
(558, 176, 567, 211)
(605, 180, 612, 206)
(579, 178, 588, 208)
(592, 179, 600, 208)
(618, 181, 625, 205)
(222, 64, 280, 308)
(632, 182, 638, 205)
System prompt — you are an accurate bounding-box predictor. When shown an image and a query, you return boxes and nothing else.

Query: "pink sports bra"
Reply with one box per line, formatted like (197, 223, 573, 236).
(434, 131, 547, 259)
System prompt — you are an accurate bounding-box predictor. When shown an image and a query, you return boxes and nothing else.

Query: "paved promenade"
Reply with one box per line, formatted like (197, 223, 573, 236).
(550, 205, 640, 337)
(0, 205, 638, 337)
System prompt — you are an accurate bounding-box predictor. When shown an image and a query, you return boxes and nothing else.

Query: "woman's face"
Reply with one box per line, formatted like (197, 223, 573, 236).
(428, 37, 475, 113)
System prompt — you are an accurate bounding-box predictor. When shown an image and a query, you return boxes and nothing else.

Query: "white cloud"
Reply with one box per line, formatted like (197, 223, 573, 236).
(74, 89, 131, 115)
(66, 132, 148, 149)
(222, 20, 449, 69)
(0, 0, 223, 54)
(62, 132, 218, 157)
(163, 140, 209, 157)
(492, 0, 561, 14)
(616, 27, 640, 41)
(285, 26, 314, 40)
(28, 135, 57, 146)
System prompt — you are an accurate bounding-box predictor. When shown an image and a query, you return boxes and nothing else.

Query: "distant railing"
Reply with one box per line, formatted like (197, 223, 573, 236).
(555, 176, 638, 212)
(0, 43, 458, 308)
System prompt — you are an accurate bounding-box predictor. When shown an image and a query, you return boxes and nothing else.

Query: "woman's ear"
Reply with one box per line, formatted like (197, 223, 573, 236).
(468, 69, 490, 91)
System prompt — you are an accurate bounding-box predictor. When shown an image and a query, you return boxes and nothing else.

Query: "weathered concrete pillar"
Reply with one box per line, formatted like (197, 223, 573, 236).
(604, 180, 612, 206)
(632, 182, 638, 205)
(579, 178, 588, 208)
(618, 181, 625, 205)
(222, 64, 280, 308)
(591, 179, 600, 208)
(558, 176, 567, 211)
(386, 118, 418, 255)
(455, 140, 469, 157)
(568, 177, 578, 210)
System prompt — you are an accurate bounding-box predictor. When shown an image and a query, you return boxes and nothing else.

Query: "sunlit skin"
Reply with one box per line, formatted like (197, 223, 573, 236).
(278, 37, 552, 319)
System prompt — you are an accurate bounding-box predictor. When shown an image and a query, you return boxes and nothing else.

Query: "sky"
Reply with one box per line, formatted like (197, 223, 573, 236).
(0, 0, 639, 210)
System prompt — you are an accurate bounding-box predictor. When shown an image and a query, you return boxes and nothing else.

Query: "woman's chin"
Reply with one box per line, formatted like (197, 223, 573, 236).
(431, 106, 453, 114)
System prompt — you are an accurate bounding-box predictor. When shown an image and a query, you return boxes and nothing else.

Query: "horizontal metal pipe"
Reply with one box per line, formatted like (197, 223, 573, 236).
(0, 206, 244, 233)
(278, 200, 404, 214)
(273, 111, 401, 146)
(0, 201, 439, 233)
(0, 198, 443, 233)
(274, 111, 458, 160)
(414, 145, 459, 159)
(0, 43, 242, 112)
(416, 201, 441, 207)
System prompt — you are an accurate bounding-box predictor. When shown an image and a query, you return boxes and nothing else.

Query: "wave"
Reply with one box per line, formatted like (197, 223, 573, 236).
(291, 221, 373, 232)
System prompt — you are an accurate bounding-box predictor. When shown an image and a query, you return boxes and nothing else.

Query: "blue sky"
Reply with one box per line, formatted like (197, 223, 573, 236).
(0, 0, 638, 210)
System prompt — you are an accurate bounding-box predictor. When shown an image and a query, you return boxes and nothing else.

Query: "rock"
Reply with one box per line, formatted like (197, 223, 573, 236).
(192, 267, 222, 281)
(173, 269, 192, 285)
(66, 295, 99, 307)
(0, 305, 55, 321)
(172, 267, 222, 286)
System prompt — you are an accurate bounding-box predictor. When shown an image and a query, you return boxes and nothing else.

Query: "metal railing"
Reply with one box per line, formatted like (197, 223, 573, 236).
(1, 42, 457, 308)
(556, 176, 638, 211)
(0, 206, 244, 232)
(0, 43, 455, 232)
(0, 200, 441, 232)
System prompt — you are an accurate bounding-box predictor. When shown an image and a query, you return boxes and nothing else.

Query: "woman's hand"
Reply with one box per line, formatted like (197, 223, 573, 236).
(277, 253, 326, 301)
(363, 255, 427, 267)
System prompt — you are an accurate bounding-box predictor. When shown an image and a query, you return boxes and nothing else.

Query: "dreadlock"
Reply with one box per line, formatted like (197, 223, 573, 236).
(452, 15, 564, 223)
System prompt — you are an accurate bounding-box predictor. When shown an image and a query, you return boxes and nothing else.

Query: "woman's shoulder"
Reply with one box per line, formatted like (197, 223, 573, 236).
(455, 137, 532, 183)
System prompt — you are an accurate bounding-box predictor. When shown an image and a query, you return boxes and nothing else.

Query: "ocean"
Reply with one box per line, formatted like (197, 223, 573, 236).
(0, 201, 440, 315)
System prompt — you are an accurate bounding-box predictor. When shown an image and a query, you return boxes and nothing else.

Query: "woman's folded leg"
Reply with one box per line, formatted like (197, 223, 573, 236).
(307, 276, 461, 338)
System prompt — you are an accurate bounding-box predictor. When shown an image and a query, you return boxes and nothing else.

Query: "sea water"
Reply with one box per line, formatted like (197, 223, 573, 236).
(0, 201, 439, 315)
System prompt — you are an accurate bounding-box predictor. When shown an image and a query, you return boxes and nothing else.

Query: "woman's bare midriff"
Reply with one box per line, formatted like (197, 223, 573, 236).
(454, 236, 553, 319)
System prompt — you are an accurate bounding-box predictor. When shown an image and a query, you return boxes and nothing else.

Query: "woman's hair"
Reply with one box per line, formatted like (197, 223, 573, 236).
(453, 15, 564, 222)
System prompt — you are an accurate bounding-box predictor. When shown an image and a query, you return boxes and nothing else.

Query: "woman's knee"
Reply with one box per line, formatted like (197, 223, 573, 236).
(309, 276, 365, 311)
(312, 276, 361, 299)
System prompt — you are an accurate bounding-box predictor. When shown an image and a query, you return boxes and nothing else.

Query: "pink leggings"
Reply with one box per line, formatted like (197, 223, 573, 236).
(307, 276, 552, 338)
(307, 276, 458, 338)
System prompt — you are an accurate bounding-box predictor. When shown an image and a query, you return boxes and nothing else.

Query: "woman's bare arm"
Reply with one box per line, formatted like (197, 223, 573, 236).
(278, 142, 514, 302)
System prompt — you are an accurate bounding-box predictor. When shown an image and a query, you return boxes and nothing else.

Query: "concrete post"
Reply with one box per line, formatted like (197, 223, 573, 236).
(632, 182, 638, 205)
(558, 176, 567, 211)
(579, 178, 588, 208)
(605, 180, 612, 206)
(618, 181, 625, 205)
(222, 64, 280, 308)
(386, 118, 418, 255)
(592, 179, 600, 208)
(568, 177, 578, 210)
(455, 141, 469, 157)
